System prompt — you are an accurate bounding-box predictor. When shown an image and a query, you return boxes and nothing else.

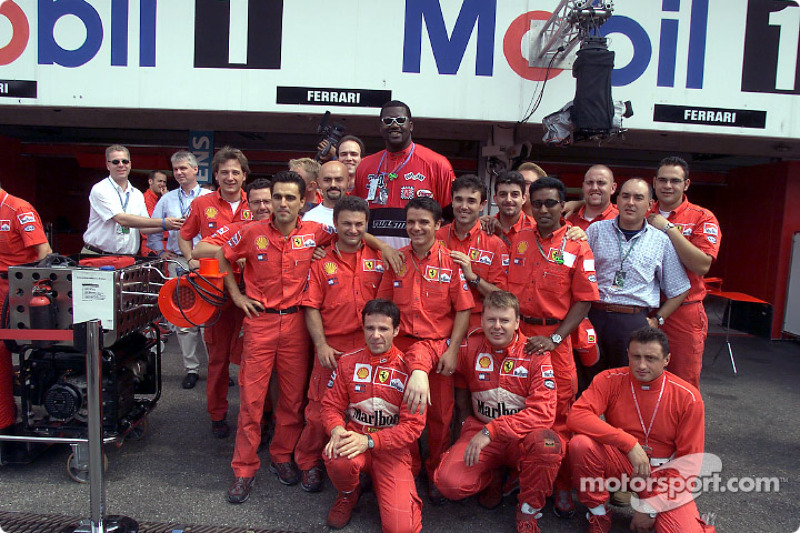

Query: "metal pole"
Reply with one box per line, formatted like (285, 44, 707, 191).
(84, 319, 105, 533)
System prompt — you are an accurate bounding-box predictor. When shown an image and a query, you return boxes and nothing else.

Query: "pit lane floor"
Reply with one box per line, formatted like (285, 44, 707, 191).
(1, 324, 798, 532)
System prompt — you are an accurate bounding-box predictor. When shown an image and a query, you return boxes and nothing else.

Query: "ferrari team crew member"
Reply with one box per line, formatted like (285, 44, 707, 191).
(221, 170, 336, 503)
(178, 147, 253, 438)
(647, 157, 721, 389)
(147, 152, 210, 391)
(567, 327, 716, 533)
(517, 161, 547, 218)
(141, 170, 168, 255)
(377, 197, 474, 504)
(564, 164, 618, 391)
(321, 299, 426, 532)
(565, 165, 619, 231)
(295, 196, 384, 493)
(354, 100, 454, 249)
(83, 144, 183, 255)
(508, 177, 599, 516)
(0, 183, 52, 432)
(435, 174, 508, 328)
(481, 171, 536, 245)
(434, 291, 561, 533)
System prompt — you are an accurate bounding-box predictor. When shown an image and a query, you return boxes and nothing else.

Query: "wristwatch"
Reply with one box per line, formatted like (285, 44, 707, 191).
(662, 222, 676, 233)
(550, 333, 563, 345)
(468, 274, 482, 287)
(366, 435, 374, 449)
(654, 314, 665, 327)
(648, 511, 658, 519)
(481, 427, 491, 440)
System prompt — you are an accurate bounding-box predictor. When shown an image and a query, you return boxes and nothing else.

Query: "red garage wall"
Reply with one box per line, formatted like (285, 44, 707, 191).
(715, 161, 800, 338)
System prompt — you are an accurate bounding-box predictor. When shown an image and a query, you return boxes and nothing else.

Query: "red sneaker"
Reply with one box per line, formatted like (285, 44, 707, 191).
(516, 507, 542, 533)
(327, 486, 362, 529)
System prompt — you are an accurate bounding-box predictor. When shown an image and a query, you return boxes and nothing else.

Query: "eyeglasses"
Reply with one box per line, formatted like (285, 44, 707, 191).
(381, 116, 409, 126)
(532, 199, 562, 209)
(655, 177, 684, 185)
(108, 159, 130, 166)
(249, 199, 271, 206)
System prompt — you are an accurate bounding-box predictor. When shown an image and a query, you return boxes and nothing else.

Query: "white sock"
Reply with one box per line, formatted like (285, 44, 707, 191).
(589, 504, 607, 516)
(520, 503, 540, 515)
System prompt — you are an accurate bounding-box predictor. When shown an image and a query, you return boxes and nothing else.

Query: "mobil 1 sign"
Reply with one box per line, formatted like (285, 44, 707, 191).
(742, 0, 800, 93)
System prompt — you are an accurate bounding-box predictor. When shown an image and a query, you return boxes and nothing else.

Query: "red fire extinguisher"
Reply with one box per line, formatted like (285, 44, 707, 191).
(29, 281, 57, 348)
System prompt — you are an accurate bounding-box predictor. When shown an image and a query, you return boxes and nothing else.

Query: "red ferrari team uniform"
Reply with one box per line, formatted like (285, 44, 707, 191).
(507, 221, 599, 491)
(566, 203, 619, 232)
(295, 240, 384, 471)
(434, 330, 562, 512)
(180, 190, 252, 424)
(567, 369, 715, 533)
(436, 221, 509, 328)
(354, 143, 454, 247)
(496, 212, 536, 244)
(651, 198, 721, 389)
(377, 240, 474, 479)
(0, 189, 48, 429)
(222, 218, 334, 476)
(322, 345, 425, 533)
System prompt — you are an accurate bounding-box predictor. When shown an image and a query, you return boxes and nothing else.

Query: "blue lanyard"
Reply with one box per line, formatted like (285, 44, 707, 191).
(376, 143, 416, 181)
(178, 187, 195, 217)
(109, 178, 130, 212)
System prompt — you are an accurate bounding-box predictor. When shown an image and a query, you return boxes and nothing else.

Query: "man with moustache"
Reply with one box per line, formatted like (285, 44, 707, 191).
(303, 161, 349, 226)
(354, 100, 455, 248)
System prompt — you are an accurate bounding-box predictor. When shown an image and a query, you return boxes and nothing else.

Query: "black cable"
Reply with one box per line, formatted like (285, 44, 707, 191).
(172, 267, 227, 328)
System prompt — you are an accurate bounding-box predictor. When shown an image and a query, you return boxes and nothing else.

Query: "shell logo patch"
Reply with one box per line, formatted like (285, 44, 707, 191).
(353, 364, 372, 383)
(255, 236, 269, 250)
(517, 241, 528, 254)
(476, 354, 494, 371)
(397, 263, 407, 277)
(323, 262, 338, 275)
(205, 207, 218, 219)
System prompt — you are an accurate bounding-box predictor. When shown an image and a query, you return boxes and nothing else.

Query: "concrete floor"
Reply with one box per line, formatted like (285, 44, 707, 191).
(1, 318, 799, 533)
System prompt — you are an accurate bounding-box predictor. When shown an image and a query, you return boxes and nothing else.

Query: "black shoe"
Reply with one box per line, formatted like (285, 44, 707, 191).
(428, 478, 447, 506)
(269, 461, 300, 485)
(227, 476, 255, 504)
(301, 466, 324, 492)
(182, 373, 199, 389)
(211, 419, 230, 439)
(228, 377, 236, 386)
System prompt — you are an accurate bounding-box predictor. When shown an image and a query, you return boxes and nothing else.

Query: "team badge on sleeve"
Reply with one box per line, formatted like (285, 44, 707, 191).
(327, 370, 337, 388)
(17, 212, 36, 225)
(541, 364, 554, 378)
(703, 223, 719, 236)
(227, 232, 241, 247)
(353, 363, 372, 383)
(0, 220, 10, 231)
(583, 259, 595, 272)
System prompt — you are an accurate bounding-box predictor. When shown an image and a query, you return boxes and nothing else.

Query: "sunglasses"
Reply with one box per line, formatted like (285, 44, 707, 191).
(532, 199, 562, 209)
(381, 116, 409, 126)
(109, 159, 131, 165)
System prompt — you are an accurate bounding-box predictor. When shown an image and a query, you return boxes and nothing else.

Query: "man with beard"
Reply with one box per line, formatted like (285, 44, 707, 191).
(303, 161, 348, 226)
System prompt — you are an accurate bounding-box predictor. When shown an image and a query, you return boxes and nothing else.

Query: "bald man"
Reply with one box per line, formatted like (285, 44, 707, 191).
(303, 161, 349, 226)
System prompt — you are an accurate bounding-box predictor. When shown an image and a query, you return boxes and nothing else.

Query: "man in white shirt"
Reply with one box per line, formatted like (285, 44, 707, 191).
(83, 144, 182, 255)
(302, 161, 348, 226)
(148, 151, 211, 389)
